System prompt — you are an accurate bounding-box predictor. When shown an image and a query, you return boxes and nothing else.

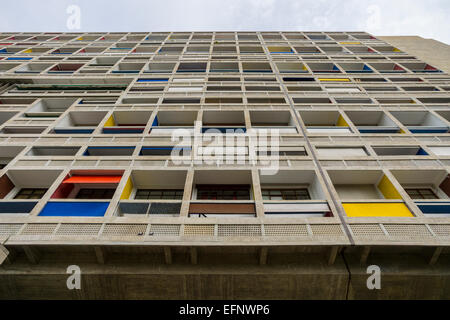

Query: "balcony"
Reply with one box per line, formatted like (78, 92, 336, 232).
(202, 111, 246, 134)
(116, 170, 186, 217)
(0, 169, 61, 215)
(0, 146, 24, 168)
(250, 110, 298, 134)
(102, 111, 152, 134)
(25, 98, 76, 118)
(328, 170, 413, 217)
(189, 170, 255, 218)
(338, 63, 373, 73)
(391, 111, 449, 134)
(391, 170, 450, 217)
(150, 111, 196, 135)
(53, 111, 108, 134)
(41, 170, 125, 217)
(260, 170, 332, 217)
(275, 62, 308, 73)
(345, 111, 399, 134)
(299, 111, 352, 134)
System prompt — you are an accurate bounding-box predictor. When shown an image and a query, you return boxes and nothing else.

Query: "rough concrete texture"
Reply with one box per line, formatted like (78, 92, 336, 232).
(379, 36, 450, 73)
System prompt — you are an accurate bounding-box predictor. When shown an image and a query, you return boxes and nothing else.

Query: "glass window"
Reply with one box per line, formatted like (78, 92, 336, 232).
(405, 188, 439, 200)
(196, 185, 251, 200)
(261, 188, 311, 200)
(14, 188, 48, 199)
(76, 188, 116, 199)
(135, 189, 184, 200)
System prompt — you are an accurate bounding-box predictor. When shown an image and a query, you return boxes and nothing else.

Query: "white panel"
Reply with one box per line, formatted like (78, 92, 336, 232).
(172, 78, 205, 82)
(264, 203, 329, 212)
(325, 87, 361, 93)
(150, 128, 194, 135)
(430, 147, 450, 156)
(316, 147, 367, 157)
(168, 87, 203, 92)
(307, 128, 351, 133)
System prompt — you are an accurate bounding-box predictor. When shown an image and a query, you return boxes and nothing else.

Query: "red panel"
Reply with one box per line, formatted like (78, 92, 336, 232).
(51, 183, 74, 199)
(0, 174, 14, 199)
(63, 175, 122, 184)
(439, 176, 450, 198)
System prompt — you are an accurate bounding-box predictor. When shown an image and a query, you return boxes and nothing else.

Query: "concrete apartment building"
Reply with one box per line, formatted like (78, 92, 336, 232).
(0, 31, 449, 299)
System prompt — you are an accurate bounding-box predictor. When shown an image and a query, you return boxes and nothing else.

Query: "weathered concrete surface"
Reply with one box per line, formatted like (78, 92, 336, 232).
(345, 248, 450, 300)
(0, 259, 349, 300)
(379, 36, 450, 73)
(1, 248, 450, 299)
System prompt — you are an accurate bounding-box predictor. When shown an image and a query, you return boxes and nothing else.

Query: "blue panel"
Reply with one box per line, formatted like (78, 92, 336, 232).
(137, 78, 168, 82)
(0, 202, 37, 214)
(54, 128, 94, 134)
(39, 202, 109, 217)
(416, 148, 429, 156)
(358, 128, 399, 134)
(283, 77, 315, 82)
(102, 127, 144, 134)
(409, 128, 448, 134)
(417, 204, 450, 214)
(0, 49, 7, 53)
(152, 116, 158, 127)
(84, 146, 135, 155)
(6, 57, 32, 60)
(48, 71, 74, 74)
(111, 70, 139, 74)
(202, 127, 247, 133)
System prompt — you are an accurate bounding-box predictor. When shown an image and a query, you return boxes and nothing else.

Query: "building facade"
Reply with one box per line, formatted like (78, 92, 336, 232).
(0, 31, 449, 299)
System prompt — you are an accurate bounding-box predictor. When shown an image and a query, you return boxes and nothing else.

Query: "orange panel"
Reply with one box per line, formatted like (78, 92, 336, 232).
(63, 175, 122, 184)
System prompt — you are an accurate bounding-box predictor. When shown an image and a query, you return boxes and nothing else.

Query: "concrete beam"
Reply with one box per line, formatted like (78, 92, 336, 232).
(360, 246, 371, 265)
(23, 246, 41, 264)
(429, 247, 443, 266)
(328, 246, 339, 266)
(190, 247, 198, 265)
(0, 245, 9, 265)
(164, 247, 172, 265)
(94, 246, 106, 264)
(259, 247, 268, 265)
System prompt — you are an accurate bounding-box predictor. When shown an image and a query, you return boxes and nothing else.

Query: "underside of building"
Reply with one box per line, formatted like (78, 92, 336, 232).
(0, 31, 449, 299)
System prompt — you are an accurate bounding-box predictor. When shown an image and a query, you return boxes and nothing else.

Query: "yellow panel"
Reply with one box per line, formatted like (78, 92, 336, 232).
(77, 37, 83, 41)
(120, 177, 133, 200)
(319, 78, 350, 82)
(378, 175, 402, 200)
(336, 115, 349, 127)
(340, 41, 361, 45)
(399, 129, 406, 134)
(103, 115, 115, 127)
(393, 48, 401, 52)
(23, 49, 32, 53)
(343, 203, 413, 217)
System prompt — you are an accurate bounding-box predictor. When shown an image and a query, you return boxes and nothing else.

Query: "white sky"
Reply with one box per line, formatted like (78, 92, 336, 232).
(0, 0, 449, 44)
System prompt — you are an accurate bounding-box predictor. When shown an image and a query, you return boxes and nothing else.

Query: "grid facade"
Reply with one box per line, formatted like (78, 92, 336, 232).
(0, 31, 449, 248)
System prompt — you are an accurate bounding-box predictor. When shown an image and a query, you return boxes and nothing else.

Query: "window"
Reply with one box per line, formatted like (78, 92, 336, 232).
(262, 188, 311, 200)
(405, 188, 439, 200)
(196, 185, 250, 200)
(135, 189, 184, 200)
(0, 164, 5, 170)
(14, 188, 48, 199)
(75, 188, 115, 199)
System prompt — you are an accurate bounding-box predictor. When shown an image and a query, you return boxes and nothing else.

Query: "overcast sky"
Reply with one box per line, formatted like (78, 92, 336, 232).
(0, 0, 449, 44)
